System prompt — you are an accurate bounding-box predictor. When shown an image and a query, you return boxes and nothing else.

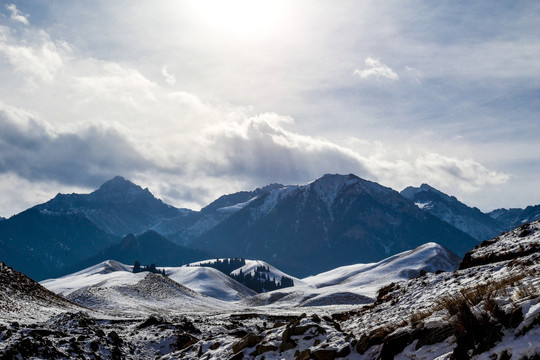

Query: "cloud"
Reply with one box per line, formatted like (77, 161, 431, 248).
(0, 102, 155, 187)
(354, 57, 399, 80)
(161, 66, 176, 85)
(198, 113, 372, 184)
(5, 4, 29, 25)
(358, 144, 510, 197)
(0, 26, 64, 83)
(414, 153, 509, 192)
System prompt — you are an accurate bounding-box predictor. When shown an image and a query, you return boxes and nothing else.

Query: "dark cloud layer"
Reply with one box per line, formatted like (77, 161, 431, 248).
(0, 107, 152, 187)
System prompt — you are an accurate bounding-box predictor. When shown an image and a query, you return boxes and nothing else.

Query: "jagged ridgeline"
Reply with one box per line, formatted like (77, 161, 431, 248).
(193, 258, 294, 293)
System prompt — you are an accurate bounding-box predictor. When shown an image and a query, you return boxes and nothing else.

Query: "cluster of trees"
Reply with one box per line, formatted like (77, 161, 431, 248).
(230, 268, 294, 293)
(192, 258, 246, 274)
(132, 261, 167, 276)
(193, 258, 294, 293)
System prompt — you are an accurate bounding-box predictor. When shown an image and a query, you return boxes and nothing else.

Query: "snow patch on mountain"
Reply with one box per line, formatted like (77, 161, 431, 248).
(249, 185, 300, 219)
(216, 196, 258, 214)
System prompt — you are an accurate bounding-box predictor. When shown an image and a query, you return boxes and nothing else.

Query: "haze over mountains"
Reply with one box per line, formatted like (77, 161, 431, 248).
(1, 174, 539, 280)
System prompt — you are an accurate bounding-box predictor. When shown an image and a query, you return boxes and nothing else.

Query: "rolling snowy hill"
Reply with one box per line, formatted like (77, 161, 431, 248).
(41, 260, 255, 313)
(245, 242, 460, 307)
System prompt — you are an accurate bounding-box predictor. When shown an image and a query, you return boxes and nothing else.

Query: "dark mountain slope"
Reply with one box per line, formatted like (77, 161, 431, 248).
(489, 204, 540, 231)
(401, 183, 504, 240)
(0, 209, 118, 280)
(66, 230, 209, 275)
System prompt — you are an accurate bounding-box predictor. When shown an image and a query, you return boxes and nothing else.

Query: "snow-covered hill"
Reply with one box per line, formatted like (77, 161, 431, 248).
(245, 242, 460, 307)
(41, 260, 254, 314)
(165, 266, 256, 301)
(173, 219, 540, 359)
(230, 259, 307, 287)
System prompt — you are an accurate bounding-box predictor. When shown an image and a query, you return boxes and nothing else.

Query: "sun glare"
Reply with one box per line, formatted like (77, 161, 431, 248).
(188, 0, 289, 37)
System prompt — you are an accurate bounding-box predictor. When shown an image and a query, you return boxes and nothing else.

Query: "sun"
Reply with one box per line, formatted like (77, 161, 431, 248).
(188, 0, 289, 37)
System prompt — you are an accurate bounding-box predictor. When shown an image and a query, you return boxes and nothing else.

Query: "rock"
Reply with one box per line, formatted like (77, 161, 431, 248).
(250, 344, 278, 356)
(107, 331, 122, 345)
(176, 333, 198, 350)
(295, 349, 311, 360)
(229, 351, 244, 360)
(292, 324, 326, 336)
(280, 327, 297, 351)
(331, 313, 350, 322)
(280, 339, 297, 352)
(336, 345, 351, 358)
(232, 333, 263, 354)
(138, 315, 165, 329)
(379, 331, 412, 360)
(209, 342, 221, 350)
(90, 341, 99, 352)
(313, 348, 337, 360)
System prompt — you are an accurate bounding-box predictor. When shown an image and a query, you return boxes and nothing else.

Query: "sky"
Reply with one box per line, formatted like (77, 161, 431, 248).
(0, 0, 539, 217)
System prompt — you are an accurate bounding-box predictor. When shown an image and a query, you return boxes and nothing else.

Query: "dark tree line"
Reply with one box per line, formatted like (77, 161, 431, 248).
(132, 260, 167, 276)
(191, 258, 246, 275)
(193, 258, 294, 293)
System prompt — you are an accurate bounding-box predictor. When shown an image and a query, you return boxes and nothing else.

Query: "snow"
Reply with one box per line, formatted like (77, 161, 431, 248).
(41, 260, 134, 296)
(216, 196, 258, 214)
(165, 266, 256, 301)
(230, 259, 307, 287)
(415, 201, 432, 209)
(242, 242, 460, 308)
(250, 185, 299, 219)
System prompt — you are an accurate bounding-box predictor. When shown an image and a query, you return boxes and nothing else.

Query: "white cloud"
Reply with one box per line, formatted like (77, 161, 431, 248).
(5, 4, 29, 25)
(354, 57, 399, 80)
(0, 27, 64, 83)
(161, 66, 176, 85)
(72, 62, 158, 108)
(357, 144, 510, 199)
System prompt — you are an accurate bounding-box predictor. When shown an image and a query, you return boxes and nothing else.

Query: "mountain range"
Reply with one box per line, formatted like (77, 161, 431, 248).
(1, 173, 539, 280)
